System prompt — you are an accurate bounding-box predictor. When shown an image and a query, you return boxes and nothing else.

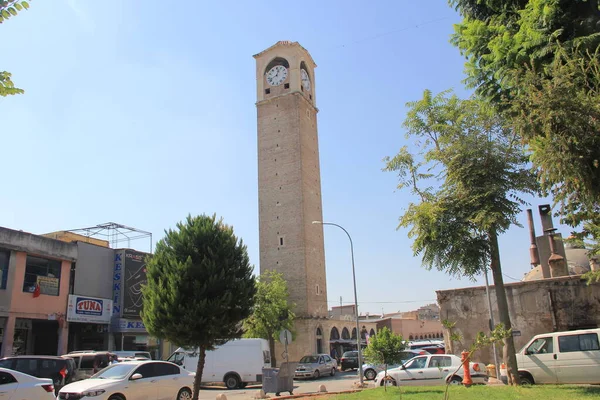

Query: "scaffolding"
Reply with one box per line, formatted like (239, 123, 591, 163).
(65, 222, 153, 253)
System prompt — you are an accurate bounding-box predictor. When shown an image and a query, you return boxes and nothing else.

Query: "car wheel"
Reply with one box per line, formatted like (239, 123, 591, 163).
(313, 369, 320, 379)
(108, 396, 125, 400)
(225, 374, 241, 390)
(364, 369, 377, 380)
(177, 388, 192, 400)
(519, 373, 534, 385)
(330, 367, 336, 376)
(382, 376, 397, 387)
(449, 376, 462, 385)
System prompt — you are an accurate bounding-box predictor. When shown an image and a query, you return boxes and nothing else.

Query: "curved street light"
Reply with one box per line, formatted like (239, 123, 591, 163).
(312, 220, 363, 386)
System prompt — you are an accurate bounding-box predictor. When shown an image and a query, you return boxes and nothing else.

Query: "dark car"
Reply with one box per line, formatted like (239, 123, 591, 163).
(340, 351, 360, 371)
(0, 356, 77, 394)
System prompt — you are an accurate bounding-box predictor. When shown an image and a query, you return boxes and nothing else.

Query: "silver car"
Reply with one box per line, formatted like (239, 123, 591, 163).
(294, 354, 337, 379)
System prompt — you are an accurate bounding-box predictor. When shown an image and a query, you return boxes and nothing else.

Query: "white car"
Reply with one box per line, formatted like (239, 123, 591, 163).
(0, 367, 55, 399)
(57, 360, 194, 400)
(374, 354, 488, 387)
(362, 350, 428, 380)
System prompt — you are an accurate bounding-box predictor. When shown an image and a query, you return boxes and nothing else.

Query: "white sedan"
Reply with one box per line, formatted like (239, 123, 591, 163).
(0, 367, 55, 399)
(57, 360, 194, 400)
(374, 354, 488, 387)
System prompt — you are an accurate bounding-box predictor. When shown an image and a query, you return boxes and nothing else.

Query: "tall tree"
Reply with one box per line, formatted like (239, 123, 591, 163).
(141, 214, 256, 400)
(243, 270, 295, 368)
(384, 90, 539, 385)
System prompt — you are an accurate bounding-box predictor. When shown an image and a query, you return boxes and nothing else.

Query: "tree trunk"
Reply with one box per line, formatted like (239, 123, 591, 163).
(488, 229, 521, 385)
(192, 346, 206, 400)
(269, 336, 277, 368)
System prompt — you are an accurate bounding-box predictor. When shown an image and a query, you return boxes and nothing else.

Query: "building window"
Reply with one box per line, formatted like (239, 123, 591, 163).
(0, 249, 9, 289)
(284, 83, 290, 89)
(265, 88, 270, 95)
(22, 256, 61, 296)
(279, 237, 284, 246)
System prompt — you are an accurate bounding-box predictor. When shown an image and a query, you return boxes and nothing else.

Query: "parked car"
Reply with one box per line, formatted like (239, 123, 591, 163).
(408, 340, 444, 350)
(0, 367, 55, 399)
(340, 351, 359, 371)
(294, 354, 337, 379)
(420, 344, 445, 354)
(64, 351, 113, 380)
(374, 354, 487, 387)
(57, 360, 194, 400)
(0, 355, 77, 393)
(362, 350, 428, 380)
(515, 328, 600, 385)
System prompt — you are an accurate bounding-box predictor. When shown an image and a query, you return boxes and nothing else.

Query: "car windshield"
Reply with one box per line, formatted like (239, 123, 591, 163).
(299, 356, 318, 364)
(342, 352, 356, 357)
(91, 363, 137, 379)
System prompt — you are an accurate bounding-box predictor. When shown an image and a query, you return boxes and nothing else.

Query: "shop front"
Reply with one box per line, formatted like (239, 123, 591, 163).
(66, 295, 112, 352)
(111, 318, 159, 359)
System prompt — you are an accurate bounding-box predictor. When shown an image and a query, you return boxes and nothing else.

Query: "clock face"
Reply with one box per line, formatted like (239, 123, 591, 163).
(266, 65, 288, 86)
(301, 69, 311, 91)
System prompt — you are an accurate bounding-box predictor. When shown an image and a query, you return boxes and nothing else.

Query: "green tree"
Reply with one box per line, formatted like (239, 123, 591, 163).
(449, 0, 600, 103)
(1, 1, 32, 97)
(141, 214, 256, 400)
(243, 270, 295, 368)
(384, 89, 539, 385)
(362, 327, 405, 390)
(509, 48, 600, 265)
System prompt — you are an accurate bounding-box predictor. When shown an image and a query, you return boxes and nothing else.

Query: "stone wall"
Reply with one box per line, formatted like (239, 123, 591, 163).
(437, 276, 600, 365)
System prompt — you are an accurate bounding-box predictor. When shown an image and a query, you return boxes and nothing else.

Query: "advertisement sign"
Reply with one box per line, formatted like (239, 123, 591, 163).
(122, 250, 148, 319)
(37, 276, 59, 296)
(112, 318, 147, 333)
(67, 295, 112, 324)
(113, 251, 124, 317)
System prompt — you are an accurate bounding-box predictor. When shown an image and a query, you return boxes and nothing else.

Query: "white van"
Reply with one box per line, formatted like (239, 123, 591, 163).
(166, 338, 271, 389)
(516, 328, 600, 384)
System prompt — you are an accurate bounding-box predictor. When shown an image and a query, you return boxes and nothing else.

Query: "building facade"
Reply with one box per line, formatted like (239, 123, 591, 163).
(0, 227, 76, 357)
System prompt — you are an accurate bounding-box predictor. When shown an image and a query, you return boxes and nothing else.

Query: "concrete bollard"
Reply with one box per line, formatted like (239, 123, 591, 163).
(216, 394, 227, 400)
(318, 384, 327, 393)
(253, 390, 267, 399)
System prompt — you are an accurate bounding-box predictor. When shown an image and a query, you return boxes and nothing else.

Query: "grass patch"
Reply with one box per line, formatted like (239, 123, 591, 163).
(322, 385, 600, 400)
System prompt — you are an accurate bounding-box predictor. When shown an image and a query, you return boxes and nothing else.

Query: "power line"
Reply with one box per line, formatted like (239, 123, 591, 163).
(326, 16, 452, 51)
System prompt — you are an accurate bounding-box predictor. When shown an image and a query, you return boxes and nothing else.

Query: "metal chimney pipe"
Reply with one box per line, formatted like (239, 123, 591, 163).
(546, 228, 569, 277)
(538, 204, 554, 233)
(526, 209, 540, 267)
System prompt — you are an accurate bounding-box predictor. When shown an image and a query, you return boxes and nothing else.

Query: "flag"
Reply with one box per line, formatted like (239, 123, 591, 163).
(59, 366, 67, 379)
(33, 283, 41, 298)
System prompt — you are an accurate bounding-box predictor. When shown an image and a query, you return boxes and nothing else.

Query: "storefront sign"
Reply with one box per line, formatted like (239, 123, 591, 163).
(67, 295, 112, 324)
(37, 276, 59, 296)
(122, 250, 148, 319)
(112, 318, 147, 333)
(113, 251, 123, 317)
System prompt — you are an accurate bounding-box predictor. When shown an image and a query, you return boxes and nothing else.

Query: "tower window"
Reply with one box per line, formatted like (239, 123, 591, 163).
(279, 237, 284, 246)
(265, 88, 271, 95)
(316, 284, 320, 295)
(310, 94, 312, 100)
(284, 83, 290, 89)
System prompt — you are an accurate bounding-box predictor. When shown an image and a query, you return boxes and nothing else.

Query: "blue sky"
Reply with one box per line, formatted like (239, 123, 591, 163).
(1, 1, 570, 315)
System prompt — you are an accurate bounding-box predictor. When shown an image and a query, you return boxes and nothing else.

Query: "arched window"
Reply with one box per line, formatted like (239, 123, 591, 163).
(330, 327, 340, 340)
(316, 327, 323, 354)
(316, 327, 322, 336)
(419, 335, 423, 340)
(351, 328, 357, 340)
(409, 335, 414, 340)
(342, 327, 350, 340)
(264, 57, 290, 75)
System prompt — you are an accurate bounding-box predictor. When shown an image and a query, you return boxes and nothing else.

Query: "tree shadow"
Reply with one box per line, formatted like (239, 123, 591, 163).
(555, 386, 600, 397)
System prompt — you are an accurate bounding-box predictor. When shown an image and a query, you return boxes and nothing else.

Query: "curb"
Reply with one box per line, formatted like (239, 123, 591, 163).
(273, 389, 364, 399)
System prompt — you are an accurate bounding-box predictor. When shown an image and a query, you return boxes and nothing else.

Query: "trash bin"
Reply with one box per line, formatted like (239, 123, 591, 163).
(262, 362, 297, 396)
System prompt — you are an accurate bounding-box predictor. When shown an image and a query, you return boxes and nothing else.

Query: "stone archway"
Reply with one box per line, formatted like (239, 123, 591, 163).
(341, 327, 350, 340)
(316, 327, 323, 354)
(330, 327, 340, 340)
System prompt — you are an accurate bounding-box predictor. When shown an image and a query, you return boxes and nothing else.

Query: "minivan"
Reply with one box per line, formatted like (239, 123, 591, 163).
(0, 356, 77, 394)
(64, 351, 112, 380)
(515, 328, 600, 384)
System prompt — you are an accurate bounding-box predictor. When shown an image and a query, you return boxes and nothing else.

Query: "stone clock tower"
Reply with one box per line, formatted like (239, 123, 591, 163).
(255, 41, 328, 360)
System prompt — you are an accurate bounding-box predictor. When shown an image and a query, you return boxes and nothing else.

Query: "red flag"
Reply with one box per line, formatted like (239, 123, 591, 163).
(33, 283, 41, 298)
(59, 366, 67, 379)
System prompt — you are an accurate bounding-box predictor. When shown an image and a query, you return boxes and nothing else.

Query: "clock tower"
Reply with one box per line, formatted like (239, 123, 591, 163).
(255, 41, 328, 360)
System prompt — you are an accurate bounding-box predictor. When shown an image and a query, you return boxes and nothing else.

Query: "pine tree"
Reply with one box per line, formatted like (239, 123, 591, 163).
(141, 214, 256, 400)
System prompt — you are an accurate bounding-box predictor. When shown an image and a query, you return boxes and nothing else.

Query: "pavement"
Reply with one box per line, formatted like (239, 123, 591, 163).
(197, 370, 369, 400)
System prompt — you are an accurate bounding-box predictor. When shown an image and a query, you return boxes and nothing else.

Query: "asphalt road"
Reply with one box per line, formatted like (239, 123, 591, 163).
(197, 370, 368, 400)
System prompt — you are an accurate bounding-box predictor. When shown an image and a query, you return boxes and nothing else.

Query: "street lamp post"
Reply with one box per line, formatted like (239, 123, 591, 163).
(312, 221, 364, 386)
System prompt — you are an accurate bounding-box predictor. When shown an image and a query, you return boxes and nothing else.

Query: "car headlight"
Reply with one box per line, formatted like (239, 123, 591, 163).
(82, 389, 106, 397)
